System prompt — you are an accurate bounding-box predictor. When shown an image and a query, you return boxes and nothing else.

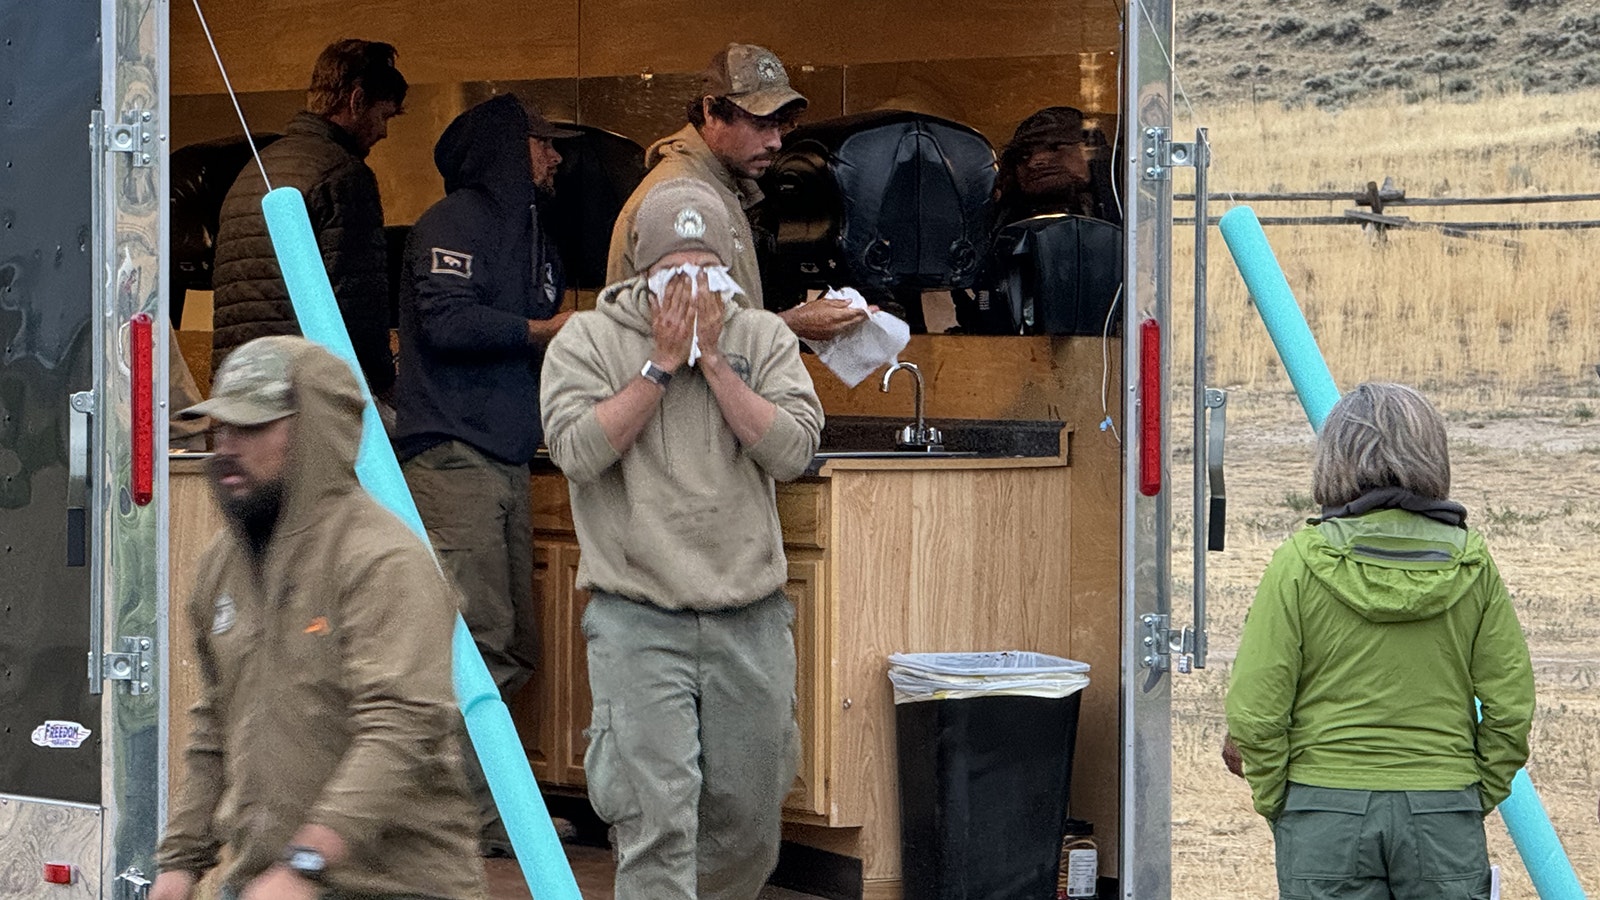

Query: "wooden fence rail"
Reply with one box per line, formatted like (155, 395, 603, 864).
(1170, 177, 1600, 246)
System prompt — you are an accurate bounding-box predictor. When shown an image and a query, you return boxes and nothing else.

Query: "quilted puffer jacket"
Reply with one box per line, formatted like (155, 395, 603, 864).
(210, 112, 394, 396)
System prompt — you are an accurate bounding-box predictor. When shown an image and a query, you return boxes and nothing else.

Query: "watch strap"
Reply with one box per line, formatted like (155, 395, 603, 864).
(640, 360, 673, 388)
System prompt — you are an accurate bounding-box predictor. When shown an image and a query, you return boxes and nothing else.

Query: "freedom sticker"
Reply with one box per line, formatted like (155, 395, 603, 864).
(32, 720, 92, 749)
(431, 248, 474, 278)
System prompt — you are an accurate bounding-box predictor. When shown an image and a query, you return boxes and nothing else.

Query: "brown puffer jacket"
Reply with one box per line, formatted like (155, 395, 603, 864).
(156, 337, 483, 899)
(210, 113, 395, 395)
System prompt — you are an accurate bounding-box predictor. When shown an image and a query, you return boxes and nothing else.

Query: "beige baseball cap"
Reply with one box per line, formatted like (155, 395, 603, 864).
(176, 337, 298, 426)
(700, 43, 808, 118)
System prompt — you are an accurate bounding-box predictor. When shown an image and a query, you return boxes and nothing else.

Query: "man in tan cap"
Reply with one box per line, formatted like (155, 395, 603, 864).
(607, 42, 867, 341)
(546, 178, 822, 899)
(151, 337, 483, 900)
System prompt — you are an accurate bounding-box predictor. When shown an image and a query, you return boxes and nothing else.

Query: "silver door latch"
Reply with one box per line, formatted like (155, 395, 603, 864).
(116, 867, 151, 900)
(1141, 126, 1203, 181)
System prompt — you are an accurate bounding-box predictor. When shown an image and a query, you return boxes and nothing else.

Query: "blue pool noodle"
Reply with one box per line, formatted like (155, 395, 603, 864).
(262, 187, 580, 900)
(1224, 206, 1585, 898)
(1217, 207, 1342, 431)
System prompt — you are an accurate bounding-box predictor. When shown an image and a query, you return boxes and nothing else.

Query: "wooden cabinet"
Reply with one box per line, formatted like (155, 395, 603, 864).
(521, 472, 835, 818)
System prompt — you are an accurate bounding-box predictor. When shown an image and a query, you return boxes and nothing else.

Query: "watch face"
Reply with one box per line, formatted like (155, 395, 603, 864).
(287, 848, 325, 874)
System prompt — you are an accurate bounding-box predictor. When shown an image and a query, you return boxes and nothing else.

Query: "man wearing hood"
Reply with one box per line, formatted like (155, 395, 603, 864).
(393, 93, 576, 858)
(211, 39, 406, 404)
(543, 178, 823, 899)
(152, 337, 483, 900)
(1226, 383, 1534, 899)
(606, 42, 868, 342)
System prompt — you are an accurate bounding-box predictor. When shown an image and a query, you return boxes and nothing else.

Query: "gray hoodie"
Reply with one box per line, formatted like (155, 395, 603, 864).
(540, 277, 822, 610)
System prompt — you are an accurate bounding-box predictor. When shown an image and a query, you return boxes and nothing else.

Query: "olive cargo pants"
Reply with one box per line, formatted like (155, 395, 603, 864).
(582, 590, 800, 900)
(1273, 784, 1491, 900)
(403, 439, 537, 853)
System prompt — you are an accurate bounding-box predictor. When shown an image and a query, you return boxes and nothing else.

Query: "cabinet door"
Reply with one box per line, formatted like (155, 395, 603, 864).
(557, 543, 594, 786)
(783, 555, 831, 818)
(517, 542, 563, 784)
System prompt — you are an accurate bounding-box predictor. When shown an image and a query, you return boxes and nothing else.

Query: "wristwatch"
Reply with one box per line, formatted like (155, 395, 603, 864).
(640, 360, 673, 388)
(282, 845, 327, 883)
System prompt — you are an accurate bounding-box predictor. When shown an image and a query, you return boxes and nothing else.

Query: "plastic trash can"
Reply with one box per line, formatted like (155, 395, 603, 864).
(889, 651, 1090, 900)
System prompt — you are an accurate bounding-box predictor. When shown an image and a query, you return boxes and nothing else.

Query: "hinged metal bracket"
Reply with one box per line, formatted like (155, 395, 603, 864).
(116, 867, 152, 900)
(1142, 125, 1200, 181)
(101, 636, 153, 695)
(104, 109, 156, 167)
(1140, 612, 1196, 678)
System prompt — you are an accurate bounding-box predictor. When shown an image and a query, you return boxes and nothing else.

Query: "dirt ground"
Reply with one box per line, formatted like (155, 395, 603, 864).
(1169, 383, 1600, 898)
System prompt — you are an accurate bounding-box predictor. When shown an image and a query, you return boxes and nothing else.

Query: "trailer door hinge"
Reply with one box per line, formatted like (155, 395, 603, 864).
(1139, 613, 1195, 679)
(1141, 126, 1199, 181)
(99, 636, 153, 695)
(116, 867, 152, 900)
(104, 109, 156, 167)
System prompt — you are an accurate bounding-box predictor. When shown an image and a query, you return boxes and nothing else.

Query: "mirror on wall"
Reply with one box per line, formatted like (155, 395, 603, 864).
(167, 2, 1122, 338)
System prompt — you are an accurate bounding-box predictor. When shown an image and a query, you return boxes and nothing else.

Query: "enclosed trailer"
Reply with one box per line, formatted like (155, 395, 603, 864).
(0, 0, 1218, 897)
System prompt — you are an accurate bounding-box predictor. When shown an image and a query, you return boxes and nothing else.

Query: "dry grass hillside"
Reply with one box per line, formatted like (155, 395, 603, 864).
(1163, 87, 1600, 896)
(1176, 0, 1600, 108)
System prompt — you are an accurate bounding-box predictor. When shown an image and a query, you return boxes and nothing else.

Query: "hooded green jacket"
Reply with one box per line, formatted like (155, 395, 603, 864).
(1225, 508, 1534, 819)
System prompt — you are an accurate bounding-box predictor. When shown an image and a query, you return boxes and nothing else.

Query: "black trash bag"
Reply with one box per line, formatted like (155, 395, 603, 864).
(547, 124, 647, 291)
(169, 134, 282, 324)
(957, 214, 1122, 336)
(755, 110, 997, 311)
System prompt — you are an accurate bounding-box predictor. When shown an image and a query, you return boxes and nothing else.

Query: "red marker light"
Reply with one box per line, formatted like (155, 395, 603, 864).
(43, 862, 73, 885)
(130, 312, 154, 506)
(1138, 318, 1162, 497)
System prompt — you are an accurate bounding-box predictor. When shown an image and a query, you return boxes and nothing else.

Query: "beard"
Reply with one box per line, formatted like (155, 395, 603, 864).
(207, 456, 285, 552)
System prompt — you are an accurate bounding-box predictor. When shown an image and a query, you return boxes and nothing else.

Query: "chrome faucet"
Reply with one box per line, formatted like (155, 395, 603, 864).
(880, 362, 943, 451)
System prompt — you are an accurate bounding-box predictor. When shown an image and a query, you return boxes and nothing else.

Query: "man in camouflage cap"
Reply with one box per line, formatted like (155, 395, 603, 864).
(607, 42, 870, 342)
(154, 336, 483, 900)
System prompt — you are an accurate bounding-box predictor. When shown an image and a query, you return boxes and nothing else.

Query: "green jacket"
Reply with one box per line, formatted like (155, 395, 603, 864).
(1225, 508, 1534, 819)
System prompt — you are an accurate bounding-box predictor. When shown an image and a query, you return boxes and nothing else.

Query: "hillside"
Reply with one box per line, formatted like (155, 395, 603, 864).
(1176, 0, 1600, 108)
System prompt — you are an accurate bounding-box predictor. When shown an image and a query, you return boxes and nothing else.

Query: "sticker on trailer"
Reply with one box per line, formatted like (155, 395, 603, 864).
(31, 720, 92, 749)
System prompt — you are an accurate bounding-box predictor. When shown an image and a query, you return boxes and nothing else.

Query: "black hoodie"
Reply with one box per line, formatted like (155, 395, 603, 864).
(394, 94, 564, 464)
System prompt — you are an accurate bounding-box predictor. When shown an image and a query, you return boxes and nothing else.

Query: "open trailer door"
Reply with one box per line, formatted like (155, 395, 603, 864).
(1120, 0, 1182, 897)
(0, 1, 169, 896)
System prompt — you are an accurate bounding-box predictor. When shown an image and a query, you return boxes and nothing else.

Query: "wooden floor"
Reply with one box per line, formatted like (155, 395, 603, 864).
(485, 846, 824, 900)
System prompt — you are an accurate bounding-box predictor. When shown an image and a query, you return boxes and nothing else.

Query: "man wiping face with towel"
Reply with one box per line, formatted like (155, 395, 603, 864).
(539, 177, 823, 900)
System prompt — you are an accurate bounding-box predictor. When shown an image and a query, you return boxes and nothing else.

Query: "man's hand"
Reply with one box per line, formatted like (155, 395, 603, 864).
(650, 274, 696, 373)
(1221, 734, 1244, 778)
(238, 866, 317, 900)
(779, 298, 869, 342)
(526, 309, 574, 346)
(149, 870, 198, 900)
(693, 277, 725, 364)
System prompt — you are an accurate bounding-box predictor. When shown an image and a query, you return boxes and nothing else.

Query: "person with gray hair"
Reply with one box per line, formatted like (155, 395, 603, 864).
(542, 176, 823, 899)
(1226, 382, 1534, 899)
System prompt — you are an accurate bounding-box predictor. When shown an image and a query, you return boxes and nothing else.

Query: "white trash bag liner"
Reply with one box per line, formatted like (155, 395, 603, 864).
(888, 651, 1090, 704)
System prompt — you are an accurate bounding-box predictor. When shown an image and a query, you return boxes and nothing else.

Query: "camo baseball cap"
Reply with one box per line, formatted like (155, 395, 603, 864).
(176, 337, 298, 426)
(701, 43, 807, 118)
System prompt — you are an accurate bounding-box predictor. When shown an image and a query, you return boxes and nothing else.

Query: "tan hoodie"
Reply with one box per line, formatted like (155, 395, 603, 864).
(156, 341, 484, 899)
(606, 125, 767, 309)
(540, 278, 823, 611)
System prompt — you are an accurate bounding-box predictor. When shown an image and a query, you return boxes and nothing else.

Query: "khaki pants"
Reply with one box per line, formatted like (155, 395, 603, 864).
(1273, 784, 1490, 900)
(582, 591, 799, 900)
(403, 440, 536, 850)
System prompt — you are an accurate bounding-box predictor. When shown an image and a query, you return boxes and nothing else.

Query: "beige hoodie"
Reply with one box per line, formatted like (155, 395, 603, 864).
(540, 278, 823, 610)
(156, 341, 483, 899)
(606, 125, 767, 309)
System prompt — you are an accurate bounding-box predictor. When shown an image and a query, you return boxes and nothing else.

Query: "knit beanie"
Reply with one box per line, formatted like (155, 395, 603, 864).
(632, 178, 736, 273)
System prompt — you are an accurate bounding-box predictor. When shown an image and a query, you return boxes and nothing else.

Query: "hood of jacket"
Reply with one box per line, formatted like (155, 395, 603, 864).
(644, 124, 763, 209)
(595, 274, 737, 338)
(433, 93, 534, 210)
(228, 338, 367, 548)
(1292, 507, 1489, 624)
